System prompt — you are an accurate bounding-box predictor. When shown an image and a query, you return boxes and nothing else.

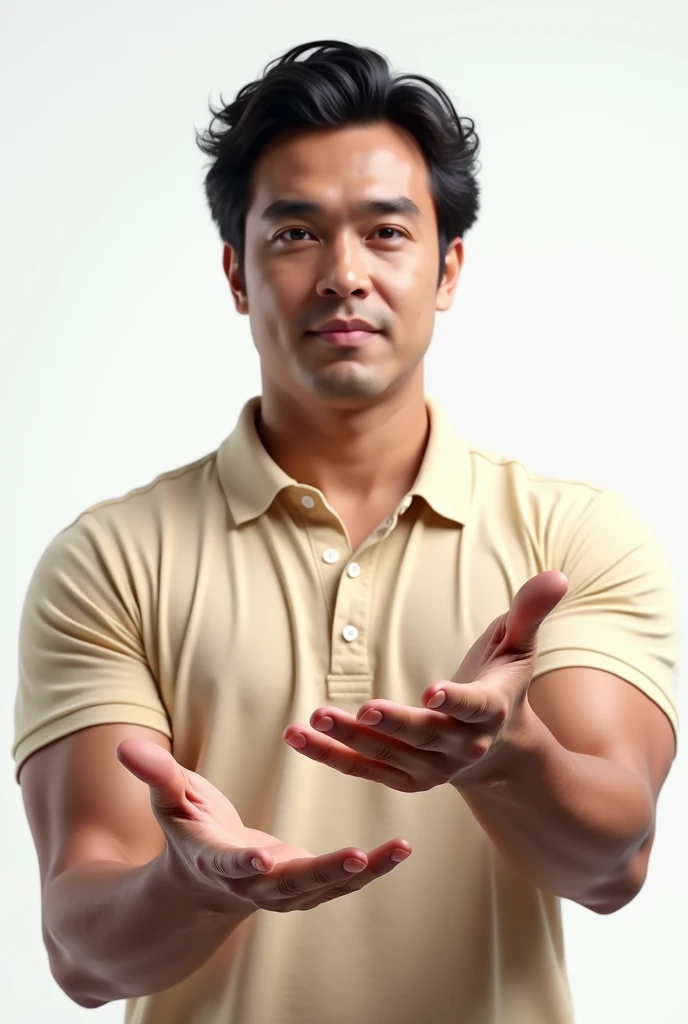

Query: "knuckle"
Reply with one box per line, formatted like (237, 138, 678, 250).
(194, 852, 209, 875)
(373, 743, 400, 765)
(386, 716, 407, 737)
(274, 874, 307, 899)
(322, 882, 356, 902)
(453, 689, 473, 712)
(211, 850, 228, 876)
(366, 860, 388, 878)
(466, 694, 491, 721)
(311, 867, 331, 887)
(417, 728, 445, 751)
(345, 759, 375, 780)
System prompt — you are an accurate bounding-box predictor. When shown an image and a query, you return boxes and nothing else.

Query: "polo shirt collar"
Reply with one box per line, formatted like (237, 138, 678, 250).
(217, 394, 471, 528)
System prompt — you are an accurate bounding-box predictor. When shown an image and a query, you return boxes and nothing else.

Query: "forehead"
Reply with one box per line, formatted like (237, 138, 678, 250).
(247, 122, 435, 217)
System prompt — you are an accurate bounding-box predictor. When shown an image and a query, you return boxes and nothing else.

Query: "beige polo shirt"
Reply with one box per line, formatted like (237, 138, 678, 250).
(14, 394, 678, 1024)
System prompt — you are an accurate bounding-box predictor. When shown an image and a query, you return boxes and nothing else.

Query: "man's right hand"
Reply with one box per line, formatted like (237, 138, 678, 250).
(116, 738, 412, 915)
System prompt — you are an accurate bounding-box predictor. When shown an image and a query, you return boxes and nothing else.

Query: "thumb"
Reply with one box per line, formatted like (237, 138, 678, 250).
(505, 570, 568, 653)
(116, 738, 188, 815)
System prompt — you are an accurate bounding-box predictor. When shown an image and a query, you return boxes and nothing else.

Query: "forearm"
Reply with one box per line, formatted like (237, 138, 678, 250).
(43, 851, 253, 1006)
(456, 702, 655, 912)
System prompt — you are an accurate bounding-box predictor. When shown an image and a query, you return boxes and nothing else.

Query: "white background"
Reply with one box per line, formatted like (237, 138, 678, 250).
(1, 0, 686, 1020)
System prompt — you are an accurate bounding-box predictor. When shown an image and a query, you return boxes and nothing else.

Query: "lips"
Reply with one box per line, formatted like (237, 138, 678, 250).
(313, 329, 378, 346)
(307, 318, 381, 347)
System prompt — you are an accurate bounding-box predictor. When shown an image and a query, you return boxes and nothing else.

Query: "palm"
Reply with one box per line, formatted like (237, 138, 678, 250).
(117, 736, 411, 912)
(161, 761, 314, 865)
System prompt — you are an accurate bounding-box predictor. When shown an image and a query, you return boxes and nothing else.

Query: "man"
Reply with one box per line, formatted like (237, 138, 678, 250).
(14, 39, 678, 1024)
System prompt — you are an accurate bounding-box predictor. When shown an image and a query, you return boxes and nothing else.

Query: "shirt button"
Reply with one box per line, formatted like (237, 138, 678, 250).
(347, 562, 361, 578)
(342, 625, 359, 642)
(301, 495, 315, 509)
(382, 518, 394, 529)
(323, 548, 339, 564)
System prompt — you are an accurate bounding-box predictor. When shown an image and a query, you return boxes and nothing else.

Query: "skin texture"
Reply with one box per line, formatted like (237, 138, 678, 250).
(224, 122, 463, 528)
(21, 723, 411, 1007)
(19, 121, 676, 1008)
(282, 570, 676, 911)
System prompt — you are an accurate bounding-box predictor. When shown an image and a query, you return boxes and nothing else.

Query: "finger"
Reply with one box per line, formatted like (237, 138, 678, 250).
(116, 738, 189, 814)
(233, 838, 411, 904)
(424, 680, 504, 725)
(277, 840, 413, 913)
(284, 726, 412, 790)
(207, 845, 276, 879)
(505, 570, 568, 653)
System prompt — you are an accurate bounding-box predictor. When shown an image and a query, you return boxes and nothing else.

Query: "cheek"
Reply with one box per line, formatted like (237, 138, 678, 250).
(262, 263, 312, 316)
(248, 266, 304, 331)
(384, 250, 439, 305)
(386, 273, 438, 332)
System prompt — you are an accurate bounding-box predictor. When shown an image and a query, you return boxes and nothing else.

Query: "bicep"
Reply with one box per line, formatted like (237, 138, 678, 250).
(20, 723, 171, 887)
(528, 668, 676, 800)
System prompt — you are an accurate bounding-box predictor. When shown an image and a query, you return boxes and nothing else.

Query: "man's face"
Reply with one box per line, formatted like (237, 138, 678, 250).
(225, 122, 462, 407)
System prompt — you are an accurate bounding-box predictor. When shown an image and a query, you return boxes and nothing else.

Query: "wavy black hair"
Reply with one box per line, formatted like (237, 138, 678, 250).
(195, 40, 481, 288)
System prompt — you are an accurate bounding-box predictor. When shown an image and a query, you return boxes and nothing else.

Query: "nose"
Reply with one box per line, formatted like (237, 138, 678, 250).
(315, 234, 372, 299)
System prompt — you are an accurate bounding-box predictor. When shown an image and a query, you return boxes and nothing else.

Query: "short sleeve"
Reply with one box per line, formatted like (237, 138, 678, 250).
(13, 512, 172, 780)
(532, 489, 679, 747)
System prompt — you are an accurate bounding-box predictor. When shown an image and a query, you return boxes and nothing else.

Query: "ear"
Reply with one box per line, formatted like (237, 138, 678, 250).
(436, 238, 463, 312)
(223, 244, 249, 315)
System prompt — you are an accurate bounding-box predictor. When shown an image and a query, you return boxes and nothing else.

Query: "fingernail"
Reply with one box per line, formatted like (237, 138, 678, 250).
(359, 709, 383, 726)
(343, 858, 367, 873)
(427, 691, 446, 709)
(390, 848, 411, 863)
(314, 716, 334, 732)
(251, 858, 268, 872)
(285, 733, 306, 748)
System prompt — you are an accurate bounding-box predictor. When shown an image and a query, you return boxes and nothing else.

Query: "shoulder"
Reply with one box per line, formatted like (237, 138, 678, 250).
(462, 436, 614, 548)
(23, 447, 224, 616)
(43, 448, 221, 555)
(459, 436, 673, 588)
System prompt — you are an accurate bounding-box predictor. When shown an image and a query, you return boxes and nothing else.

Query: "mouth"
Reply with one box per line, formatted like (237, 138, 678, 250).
(306, 329, 381, 347)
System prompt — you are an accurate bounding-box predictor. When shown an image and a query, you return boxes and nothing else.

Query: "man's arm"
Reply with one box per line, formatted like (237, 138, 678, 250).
(22, 722, 411, 1008)
(455, 667, 676, 914)
(19, 723, 252, 1007)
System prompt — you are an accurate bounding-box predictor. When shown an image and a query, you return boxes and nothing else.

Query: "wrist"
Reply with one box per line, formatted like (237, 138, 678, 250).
(156, 846, 245, 918)
(151, 847, 204, 907)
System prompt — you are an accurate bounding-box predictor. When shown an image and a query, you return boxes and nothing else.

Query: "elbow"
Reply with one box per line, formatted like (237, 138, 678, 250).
(46, 941, 113, 1010)
(53, 965, 112, 1009)
(67, 993, 109, 1010)
(580, 850, 649, 916)
(49, 958, 111, 1009)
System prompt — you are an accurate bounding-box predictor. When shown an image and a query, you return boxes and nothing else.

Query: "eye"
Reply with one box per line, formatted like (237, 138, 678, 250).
(274, 225, 406, 245)
(373, 227, 405, 240)
(275, 228, 315, 243)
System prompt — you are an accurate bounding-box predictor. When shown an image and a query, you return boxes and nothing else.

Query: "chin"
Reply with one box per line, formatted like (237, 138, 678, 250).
(307, 373, 388, 401)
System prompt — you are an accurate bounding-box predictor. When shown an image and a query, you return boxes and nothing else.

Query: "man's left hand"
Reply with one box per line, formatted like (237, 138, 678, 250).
(283, 570, 568, 792)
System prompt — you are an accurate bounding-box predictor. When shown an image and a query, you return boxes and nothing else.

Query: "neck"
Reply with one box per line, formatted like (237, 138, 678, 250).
(256, 378, 430, 508)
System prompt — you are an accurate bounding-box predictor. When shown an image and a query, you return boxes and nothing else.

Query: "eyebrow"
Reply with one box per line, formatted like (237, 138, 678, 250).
(260, 196, 423, 222)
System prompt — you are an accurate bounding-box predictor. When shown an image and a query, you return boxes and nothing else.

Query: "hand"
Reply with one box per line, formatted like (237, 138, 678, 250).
(283, 570, 568, 792)
(116, 739, 412, 914)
